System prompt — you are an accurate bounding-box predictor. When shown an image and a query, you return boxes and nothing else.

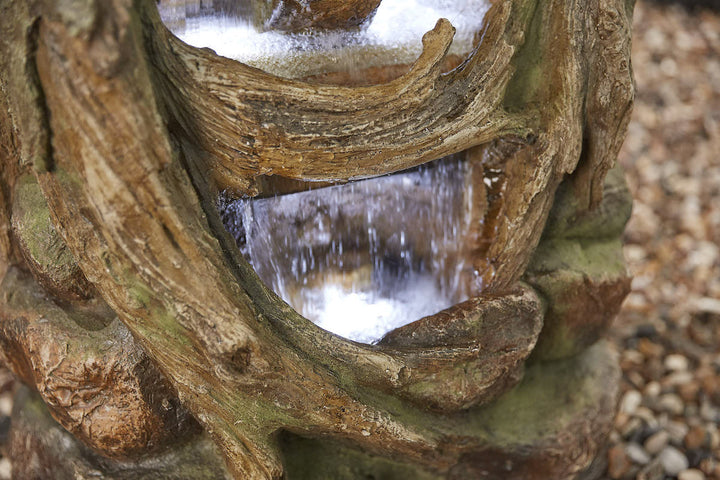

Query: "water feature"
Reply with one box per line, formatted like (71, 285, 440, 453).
(220, 155, 481, 343)
(157, 0, 490, 78)
(159, 0, 492, 343)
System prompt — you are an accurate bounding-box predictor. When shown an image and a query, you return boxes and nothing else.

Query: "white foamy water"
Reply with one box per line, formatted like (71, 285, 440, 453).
(158, 0, 489, 78)
(304, 276, 450, 344)
(219, 156, 475, 343)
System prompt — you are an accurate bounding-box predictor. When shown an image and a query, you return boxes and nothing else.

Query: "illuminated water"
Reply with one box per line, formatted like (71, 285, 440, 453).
(220, 156, 477, 343)
(157, 0, 489, 78)
(161, 0, 490, 342)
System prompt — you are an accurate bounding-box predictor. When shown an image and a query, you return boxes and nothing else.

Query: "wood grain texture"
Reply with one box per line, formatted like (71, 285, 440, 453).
(0, 268, 198, 458)
(0, 0, 635, 477)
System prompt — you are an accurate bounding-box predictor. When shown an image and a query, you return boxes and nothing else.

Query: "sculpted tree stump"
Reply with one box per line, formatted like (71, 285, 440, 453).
(0, 0, 635, 478)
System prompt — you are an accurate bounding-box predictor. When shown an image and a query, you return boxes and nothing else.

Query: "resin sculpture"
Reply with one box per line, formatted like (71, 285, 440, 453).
(0, 0, 634, 478)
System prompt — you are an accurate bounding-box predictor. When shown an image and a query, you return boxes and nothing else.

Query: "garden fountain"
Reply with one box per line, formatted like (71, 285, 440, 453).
(0, 0, 635, 478)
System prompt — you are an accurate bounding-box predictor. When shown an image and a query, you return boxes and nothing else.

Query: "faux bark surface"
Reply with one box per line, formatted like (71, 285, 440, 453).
(0, 267, 198, 458)
(9, 386, 232, 480)
(0, 0, 635, 478)
(525, 165, 633, 361)
(9, 342, 620, 480)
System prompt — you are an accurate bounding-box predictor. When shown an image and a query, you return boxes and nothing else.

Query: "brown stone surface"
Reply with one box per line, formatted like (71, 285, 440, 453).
(528, 264, 631, 361)
(379, 285, 543, 411)
(609, 444, 634, 479)
(444, 341, 621, 480)
(0, 268, 197, 459)
(542, 166, 634, 242)
(524, 247, 630, 359)
(258, 0, 382, 32)
(524, 166, 633, 361)
(282, 343, 618, 479)
(8, 342, 620, 480)
(9, 386, 231, 480)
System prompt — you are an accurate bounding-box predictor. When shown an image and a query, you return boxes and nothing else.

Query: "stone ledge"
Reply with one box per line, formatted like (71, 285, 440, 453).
(281, 341, 620, 480)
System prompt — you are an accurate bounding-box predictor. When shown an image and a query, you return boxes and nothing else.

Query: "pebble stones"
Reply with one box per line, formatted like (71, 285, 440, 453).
(659, 446, 690, 476)
(665, 354, 690, 372)
(677, 468, 706, 480)
(643, 430, 669, 455)
(621, 390, 644, 415)
(608, 444, 633, 479)
(604, 0, 720, 478)
(658, 393, 685, 416)
(627, 443, 653, 465)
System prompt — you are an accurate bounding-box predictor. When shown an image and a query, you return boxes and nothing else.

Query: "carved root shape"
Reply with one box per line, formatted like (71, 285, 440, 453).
(0, 0, 634, 477)
(149, 4, 523, 196)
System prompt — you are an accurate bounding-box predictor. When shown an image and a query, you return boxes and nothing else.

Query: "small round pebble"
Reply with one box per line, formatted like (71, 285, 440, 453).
(644, 381, 662, 397)
(665, 354, 689, 371)
(658, 393, 684, 416)
(678, 468, 706, 480)
(626, 442, 652, 465)
(607, 444, 632, 479)
(664, 371, 694, 387)
(635, 406, 659, 428)
(644, 429, 670, 455)
(0, 458, 9, 480)
(685, 425, 709, 450)
(666, 421, 690, 444)
(621, 389, 643, 414)
(659, 446, 689, 476)
(637, 458, 665, 480)
(621, 417, 643, 439)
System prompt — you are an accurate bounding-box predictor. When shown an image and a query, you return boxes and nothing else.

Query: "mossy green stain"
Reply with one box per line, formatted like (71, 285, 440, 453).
(502, 0, 544, 113)
(280, 432, 442, 480)
(12, 174, 79, 279)
(527, 237, 625, 279)
(463, 342, 612, 446)
(541, 165, 633, 240)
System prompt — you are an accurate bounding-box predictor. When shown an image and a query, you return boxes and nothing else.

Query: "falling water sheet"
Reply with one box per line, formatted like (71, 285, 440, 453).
(158, 0, 490, 78)
(220, 156, 475, 344)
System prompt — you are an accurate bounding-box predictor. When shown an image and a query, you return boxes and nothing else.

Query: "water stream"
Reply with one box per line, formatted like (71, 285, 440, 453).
(158, 0, 489, 78)
(220, 156, 477, 343)
(159, 0, 490, 343)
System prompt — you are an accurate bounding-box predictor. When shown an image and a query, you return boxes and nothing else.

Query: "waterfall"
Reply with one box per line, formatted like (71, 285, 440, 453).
(157, 0, 490, 79)
(220, 155, 476, 343)
(159, 0, 491, 342)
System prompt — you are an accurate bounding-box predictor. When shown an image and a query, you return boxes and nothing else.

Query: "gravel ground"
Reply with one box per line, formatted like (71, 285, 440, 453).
(0, 1, 717, 479)
(0, 369, 13, 480)
(604, 1, 720, 479)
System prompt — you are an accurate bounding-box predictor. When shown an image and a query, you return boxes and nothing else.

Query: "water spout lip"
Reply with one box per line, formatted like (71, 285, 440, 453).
(360, 284, 544, 412)
(375, 283, 541, 350)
